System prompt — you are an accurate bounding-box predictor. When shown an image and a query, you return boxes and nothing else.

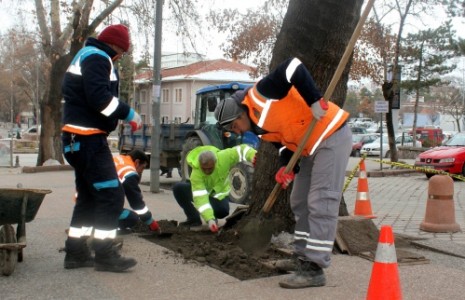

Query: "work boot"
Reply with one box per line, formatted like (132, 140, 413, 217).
(64, 238, 94, 269)
(94, 245, 137, 272)
(179, 218, 202, 227)
(279, 260, 326, 289)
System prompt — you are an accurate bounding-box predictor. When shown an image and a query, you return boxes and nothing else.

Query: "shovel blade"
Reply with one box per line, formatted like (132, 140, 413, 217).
(238, 216, 274, 254)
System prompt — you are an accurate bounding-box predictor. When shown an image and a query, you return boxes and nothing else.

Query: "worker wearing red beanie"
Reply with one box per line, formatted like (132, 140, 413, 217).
(97, 24, 130, 53)
(61, 22, 141, 273)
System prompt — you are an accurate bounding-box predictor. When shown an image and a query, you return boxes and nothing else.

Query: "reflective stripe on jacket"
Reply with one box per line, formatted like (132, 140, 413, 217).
(242, 86, 348, 156)
(61, 38, 131, 135)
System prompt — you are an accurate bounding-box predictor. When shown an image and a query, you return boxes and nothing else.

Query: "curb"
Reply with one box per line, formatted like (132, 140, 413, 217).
(22, 166, 417, 176)
(22, 165, 73, 173)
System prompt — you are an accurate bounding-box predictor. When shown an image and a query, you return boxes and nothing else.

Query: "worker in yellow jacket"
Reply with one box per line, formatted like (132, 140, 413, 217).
(173, 144, 256, 233)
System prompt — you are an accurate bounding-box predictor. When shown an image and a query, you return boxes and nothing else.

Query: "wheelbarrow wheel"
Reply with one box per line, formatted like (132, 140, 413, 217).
(0, 224, 18, 276)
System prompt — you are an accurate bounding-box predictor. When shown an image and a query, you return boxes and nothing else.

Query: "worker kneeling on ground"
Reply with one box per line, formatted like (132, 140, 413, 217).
(173, 144, 256, 233)
(113, 149, 160, 233)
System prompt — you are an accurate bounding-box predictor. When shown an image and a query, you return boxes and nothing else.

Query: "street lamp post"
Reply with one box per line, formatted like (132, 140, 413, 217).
(150, 0, 163, 193)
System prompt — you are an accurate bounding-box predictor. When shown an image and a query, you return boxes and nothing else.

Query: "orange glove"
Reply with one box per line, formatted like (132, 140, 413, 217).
(149, 220, 160, 232)
(275, 166, 295, 189)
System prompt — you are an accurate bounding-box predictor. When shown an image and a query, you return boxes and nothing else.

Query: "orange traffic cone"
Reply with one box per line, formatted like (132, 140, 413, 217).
(366, 225, 402, 300)
(354, 159, 376, 218)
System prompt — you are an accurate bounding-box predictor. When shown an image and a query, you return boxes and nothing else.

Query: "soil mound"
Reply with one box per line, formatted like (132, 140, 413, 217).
(132, 220, 291, 280)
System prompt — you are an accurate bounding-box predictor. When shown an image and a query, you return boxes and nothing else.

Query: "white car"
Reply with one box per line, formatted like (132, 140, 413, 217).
(361, 134, 422, 158)
(21, 125, 41, 141)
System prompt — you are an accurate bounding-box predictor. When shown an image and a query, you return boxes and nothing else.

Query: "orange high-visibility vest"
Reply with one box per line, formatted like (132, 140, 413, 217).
(242, 85, 348, 156)
(113, 155, 137, 183)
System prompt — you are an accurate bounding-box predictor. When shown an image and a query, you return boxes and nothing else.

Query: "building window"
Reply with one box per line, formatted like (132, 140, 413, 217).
(161, 116, 169, 124)
(162, 89, 170, 103)
(174, 116, 182, 124)
(140, 90, 147, 104)
(175, 88, 182, 103)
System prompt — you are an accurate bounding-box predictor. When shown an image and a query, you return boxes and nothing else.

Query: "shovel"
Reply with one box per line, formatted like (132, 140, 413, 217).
(238, 0, 376, 254)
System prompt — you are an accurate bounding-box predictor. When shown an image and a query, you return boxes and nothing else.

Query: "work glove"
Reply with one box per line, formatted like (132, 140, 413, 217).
(125, 108, 142, 132)
(275, 166, 295, 190)
(149, 220, 161, 233)
(311, 97, 329, 120)
(208, 219, 219, 233)
(252, 154, 257, 167)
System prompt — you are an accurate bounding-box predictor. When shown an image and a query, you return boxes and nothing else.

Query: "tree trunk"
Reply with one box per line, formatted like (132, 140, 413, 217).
(37, 54, 72, 166)
(241, 0, 364, 233)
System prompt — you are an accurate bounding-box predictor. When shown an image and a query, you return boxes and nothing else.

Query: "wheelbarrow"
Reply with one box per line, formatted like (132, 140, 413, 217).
(0, 188, 52, 276)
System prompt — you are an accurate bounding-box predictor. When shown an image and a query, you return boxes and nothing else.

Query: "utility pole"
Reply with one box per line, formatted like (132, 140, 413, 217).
(150, 0, 163, 192)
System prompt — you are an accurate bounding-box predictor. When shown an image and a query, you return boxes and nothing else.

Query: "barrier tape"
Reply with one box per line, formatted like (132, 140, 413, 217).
(342, 156, 465, 189)
(370, 158, 465, 182)
(342, 154, 365, 192)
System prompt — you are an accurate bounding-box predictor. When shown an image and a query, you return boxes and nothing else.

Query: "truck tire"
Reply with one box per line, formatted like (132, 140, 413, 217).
(228, 162, 254, 205)
(180, 136, 203, 181)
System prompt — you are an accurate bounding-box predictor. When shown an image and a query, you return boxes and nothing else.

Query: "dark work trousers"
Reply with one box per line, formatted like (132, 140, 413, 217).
(62, 133, 124, 253)
(173, 181, 230, 222)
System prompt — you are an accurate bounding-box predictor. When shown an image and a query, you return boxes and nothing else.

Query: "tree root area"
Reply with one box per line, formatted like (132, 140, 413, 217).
(134, 220, 290, 280)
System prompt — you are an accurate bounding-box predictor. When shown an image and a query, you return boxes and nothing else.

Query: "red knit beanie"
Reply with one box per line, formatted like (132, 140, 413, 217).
(97, 24, 130, 52)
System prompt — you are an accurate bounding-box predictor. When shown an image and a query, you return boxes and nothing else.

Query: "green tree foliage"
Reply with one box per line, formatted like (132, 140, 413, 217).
(441, 0, 465, 17)
(401, 21, 458, 144)
(401, 22, 457, 93)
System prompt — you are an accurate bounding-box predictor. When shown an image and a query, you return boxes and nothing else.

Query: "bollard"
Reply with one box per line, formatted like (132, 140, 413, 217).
(15, 155, 20, 168)
(420, 175, 461, 233)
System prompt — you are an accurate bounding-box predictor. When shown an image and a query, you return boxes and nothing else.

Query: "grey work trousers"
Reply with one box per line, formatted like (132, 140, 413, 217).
(290, 124, 352, 268)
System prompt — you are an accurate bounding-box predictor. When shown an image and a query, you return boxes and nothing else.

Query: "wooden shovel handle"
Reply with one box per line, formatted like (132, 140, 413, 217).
(262, 0, 376, 215)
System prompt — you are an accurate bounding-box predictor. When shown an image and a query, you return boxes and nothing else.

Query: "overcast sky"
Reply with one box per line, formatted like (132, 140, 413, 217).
(1, 1, 463, 67)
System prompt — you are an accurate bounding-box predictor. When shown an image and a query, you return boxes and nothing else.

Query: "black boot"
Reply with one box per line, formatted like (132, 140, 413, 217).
(279, 260, 326, 289)
(94, 241, 137, 272)
(64, 237, 94, 269)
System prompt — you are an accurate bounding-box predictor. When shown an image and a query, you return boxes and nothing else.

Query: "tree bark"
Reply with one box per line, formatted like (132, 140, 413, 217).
(37, 54, 72, 165)
(34, 0, 122, 166)
(242, 0, 364, 233)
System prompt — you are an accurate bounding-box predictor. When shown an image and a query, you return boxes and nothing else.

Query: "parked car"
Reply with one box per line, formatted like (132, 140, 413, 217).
(414, 132, 465, 178)
(361, 134, 422, 158)
(353, 118, 374, 128)
(351, 127, 368, 134)
(351, 134, 379, 157)
(21, 125, 40, 141)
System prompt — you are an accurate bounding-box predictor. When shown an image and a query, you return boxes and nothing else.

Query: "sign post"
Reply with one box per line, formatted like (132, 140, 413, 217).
(375, 100, 389, 170)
